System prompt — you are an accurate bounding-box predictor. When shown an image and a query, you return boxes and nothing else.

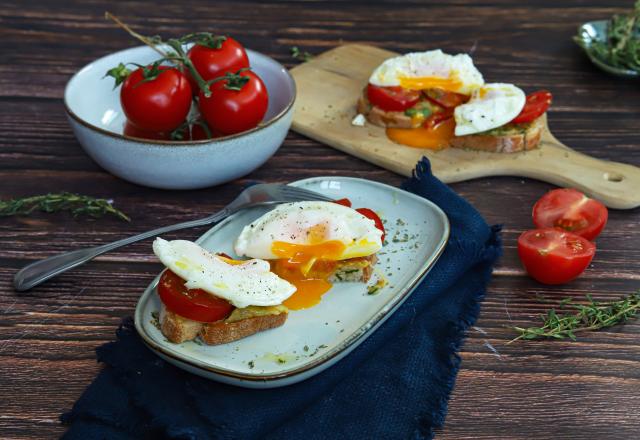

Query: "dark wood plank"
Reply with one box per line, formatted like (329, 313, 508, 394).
(1, 0, 639, 439)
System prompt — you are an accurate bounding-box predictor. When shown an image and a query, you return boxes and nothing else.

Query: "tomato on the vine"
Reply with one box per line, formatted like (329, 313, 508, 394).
(186, 36, 249, 93)
(157, 270, 234, 322)
(120, 65, 192, 132)
(532, 188, 608, 241)
(518, 228, 595, 285)
(198, 69, 268, 135)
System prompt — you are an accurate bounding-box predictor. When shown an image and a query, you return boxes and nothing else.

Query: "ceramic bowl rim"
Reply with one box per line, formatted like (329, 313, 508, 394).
(63, 45, 297, 147)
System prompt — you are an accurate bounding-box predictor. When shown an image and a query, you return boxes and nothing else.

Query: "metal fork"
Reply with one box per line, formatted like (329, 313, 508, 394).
(13, 183, 333, 292)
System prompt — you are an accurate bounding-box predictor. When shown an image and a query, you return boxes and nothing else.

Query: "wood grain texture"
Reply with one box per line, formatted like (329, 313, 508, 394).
(0, 0, 639, 439)
(291, 44, 640, 208)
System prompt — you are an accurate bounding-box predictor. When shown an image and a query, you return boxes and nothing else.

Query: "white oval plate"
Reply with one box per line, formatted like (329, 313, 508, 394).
(134, 176, 449, 388)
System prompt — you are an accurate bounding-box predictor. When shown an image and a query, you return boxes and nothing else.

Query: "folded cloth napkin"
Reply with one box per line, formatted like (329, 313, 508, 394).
(61, 158, 501, 440)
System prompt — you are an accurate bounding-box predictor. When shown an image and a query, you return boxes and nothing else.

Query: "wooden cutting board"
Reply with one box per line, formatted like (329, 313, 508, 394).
(290, 44, 640, 209)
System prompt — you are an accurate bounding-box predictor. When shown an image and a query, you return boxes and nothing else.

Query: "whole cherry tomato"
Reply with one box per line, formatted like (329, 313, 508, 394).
(511, 90, 552, 124)
(186, 36, 249, 93)
(120, 65, 192, 132)
(198, 69, 268, 135)
(157, 270, 234, 322)
(356, 207, 386, 242)
(532, 188, 608, 241)
(367, 84, 421, 112)
(518, 228, 595, 285)
(123, 120, 171, 140)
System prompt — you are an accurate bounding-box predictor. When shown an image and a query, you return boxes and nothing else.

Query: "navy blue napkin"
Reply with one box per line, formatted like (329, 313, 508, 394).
(61, 158, 501, 440)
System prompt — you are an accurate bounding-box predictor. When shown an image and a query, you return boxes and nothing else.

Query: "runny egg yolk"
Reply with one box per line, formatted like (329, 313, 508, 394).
(270, 234, 346, 310)
(399, 76, 463, 93)
(386, 117, 455, 149)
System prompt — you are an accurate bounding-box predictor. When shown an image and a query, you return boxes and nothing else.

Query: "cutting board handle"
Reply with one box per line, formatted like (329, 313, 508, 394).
(509, 138, 640, 209)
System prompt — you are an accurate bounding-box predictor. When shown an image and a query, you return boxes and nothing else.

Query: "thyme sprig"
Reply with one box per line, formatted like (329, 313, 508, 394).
(291, 46, 313, 62)
(0, 193, 130, 222)
(509, 293, 640, 343)
(574, 0, 640, 72)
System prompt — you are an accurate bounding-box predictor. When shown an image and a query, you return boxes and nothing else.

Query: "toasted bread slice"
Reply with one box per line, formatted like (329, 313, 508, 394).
(159, 254, 378, 345)
(329, 254, 377, 283)
(159, 304, 288, 345)
(357, 88, 544, 153)
(449, 116, 543, 153)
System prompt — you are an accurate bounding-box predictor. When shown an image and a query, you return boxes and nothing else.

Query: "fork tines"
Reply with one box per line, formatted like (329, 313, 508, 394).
(281, 185, 334, 202)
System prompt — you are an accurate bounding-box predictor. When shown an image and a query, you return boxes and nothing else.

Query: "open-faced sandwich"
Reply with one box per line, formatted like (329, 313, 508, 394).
(234, 200, 384, 310)
(153, 238, 296, 344)
(355, 49, 552, 153)
(153, 200, 385, 345)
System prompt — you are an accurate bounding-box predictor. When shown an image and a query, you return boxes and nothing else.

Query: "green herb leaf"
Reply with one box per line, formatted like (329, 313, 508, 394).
(291, 46, 313, 62)
(0, 193, 130, 222)
(104, 62, 132, 88)
(509, 292, 640, 343)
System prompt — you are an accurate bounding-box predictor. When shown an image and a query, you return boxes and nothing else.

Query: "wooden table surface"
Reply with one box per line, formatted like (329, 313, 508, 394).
(1, 1, 639, 438)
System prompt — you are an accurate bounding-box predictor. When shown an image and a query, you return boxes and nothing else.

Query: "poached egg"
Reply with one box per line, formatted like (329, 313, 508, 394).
(153, 238, 296, 309)
(369, 49, 484, 95)
(234, 201, 383, 310)
(454, 83, 526, 136)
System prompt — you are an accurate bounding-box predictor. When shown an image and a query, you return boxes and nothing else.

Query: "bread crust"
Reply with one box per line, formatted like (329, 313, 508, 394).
(159, 305, 288, 345)
(449, 115, 543, 153)
(357, 92, 416, 128)
(357, 88, 544, 152)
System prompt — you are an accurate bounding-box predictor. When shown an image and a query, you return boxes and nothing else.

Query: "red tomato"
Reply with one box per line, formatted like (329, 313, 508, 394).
(424, 109, 454, 128)
(518, 228, 595, 285)
(121, 66, 192, 132)
(424, 89, 469, 108)
(198, 70, 268, 135)
(532, 188, 608, 241)
(157, 270, 234, 322)
(333, 198, 352, 207)
(186, 37, 249, 93)
(511, 90, 552, 124)
(123, 120, 171, 140)
(356, 207, 386, 242)
(367, 84, 421, 112)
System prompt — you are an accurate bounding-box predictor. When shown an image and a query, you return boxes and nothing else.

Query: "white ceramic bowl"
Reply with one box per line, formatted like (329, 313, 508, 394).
(64, 45, 295, 190)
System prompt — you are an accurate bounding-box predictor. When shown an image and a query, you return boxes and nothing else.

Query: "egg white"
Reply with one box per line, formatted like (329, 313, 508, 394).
(369, 49, 484, 95)
(234, 201, 383, 260)
(153, 238, 296, 308)
(453, 83, 526, 136)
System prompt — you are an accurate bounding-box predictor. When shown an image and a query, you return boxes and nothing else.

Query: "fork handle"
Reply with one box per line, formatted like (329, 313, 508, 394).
(13, 208, 232, 292)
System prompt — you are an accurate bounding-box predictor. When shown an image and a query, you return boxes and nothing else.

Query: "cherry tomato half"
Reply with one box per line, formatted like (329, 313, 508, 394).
(356, 207, 386, 242)
(511, 90, 552, 124)
(333, 198, 352, 207)
(532, 188, 608, 241)
(424, 89, 469, 108)
(367, 84, 421, 112)
(120, 66, 192, 133)
(198, 70, 268, 135)
(186, 37, 250, 94)
(157, 270, 234, 322)
(518, 228, 595, 285)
